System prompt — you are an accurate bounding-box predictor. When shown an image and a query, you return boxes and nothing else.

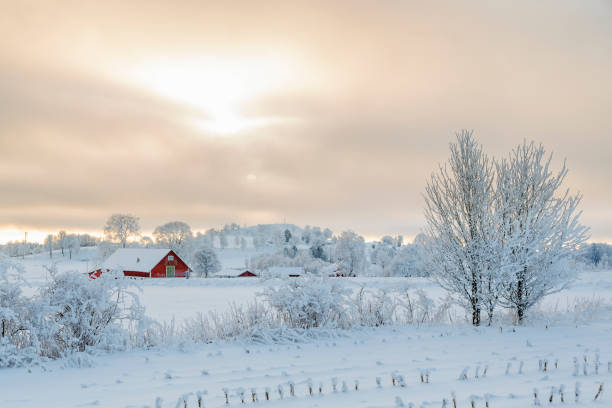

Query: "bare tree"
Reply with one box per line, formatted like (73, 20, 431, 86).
(153, 221, 193, 256)
(103, 214, 140, 248)
(424, 130, 497, 326)
(192, 247, 221, 278)
(44, 234, 54, 259)
(67, 235, 80, 260)
(495, 141, 588, 323)
(57, 230, 67, 256)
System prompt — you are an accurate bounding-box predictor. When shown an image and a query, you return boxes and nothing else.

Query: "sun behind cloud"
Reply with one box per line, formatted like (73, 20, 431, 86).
(121, 54, 305, 135)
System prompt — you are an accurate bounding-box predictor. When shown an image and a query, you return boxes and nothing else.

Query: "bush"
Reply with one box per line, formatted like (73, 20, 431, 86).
(0, 263, 145, 367)
(262, 278, 351, 329)
(39, 269, 141, 356)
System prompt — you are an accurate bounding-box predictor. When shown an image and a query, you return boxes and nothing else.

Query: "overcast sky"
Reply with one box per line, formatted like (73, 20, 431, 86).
(1, 0, 611, 243)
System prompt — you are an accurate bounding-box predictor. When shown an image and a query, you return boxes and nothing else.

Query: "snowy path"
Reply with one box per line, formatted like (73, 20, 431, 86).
(2, 324, 611, 408)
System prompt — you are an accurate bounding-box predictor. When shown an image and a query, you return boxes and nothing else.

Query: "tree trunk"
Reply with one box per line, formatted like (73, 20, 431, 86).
(472, 305, 481, 326)
(516, 270, 525, 324)
(472, 272, 481, 326)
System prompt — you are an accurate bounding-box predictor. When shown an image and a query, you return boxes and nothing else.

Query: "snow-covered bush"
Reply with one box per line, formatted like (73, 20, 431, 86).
(38, 269, 142, 356)
(350, 287, 396, 326)
(0, 255, 39, 367)
(1, 262, 146, 367)
(262, 278, 351, 329)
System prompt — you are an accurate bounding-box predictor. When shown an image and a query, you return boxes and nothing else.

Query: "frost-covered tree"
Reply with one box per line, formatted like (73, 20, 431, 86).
(153, 221, 193, 256)
(388, 244, 429, 277)
(310, 238, 328, 262)
(139, 236, 154, 248)
(424, 131, 497, 326)
(219, 232, 228, 249)
(44, 234, 54, 259)
(334, 231, 366, 277)
(323, 228, 333, 239)
(371, 239, 397, 276)
(67, 235, 80, 260)
(192, 247, 221, 278)
(103, 214, 140, 248)
(495, 141, 588, 323)
(57, 230, 67, 256)
(284, 229, 292, 243)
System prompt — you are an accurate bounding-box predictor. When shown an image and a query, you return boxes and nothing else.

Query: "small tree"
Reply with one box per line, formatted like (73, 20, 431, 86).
(57, 230, 67, 256)
(334, 231, 366, 276)
(424, 131, 497, 326)
(103, 214, 140, 248)
(44, 234, 54, 259)
(496, 141, 588, 323)
(219, 232, 228, 249)
(192, 247, 221, 278)
(67, 235, 80, 260)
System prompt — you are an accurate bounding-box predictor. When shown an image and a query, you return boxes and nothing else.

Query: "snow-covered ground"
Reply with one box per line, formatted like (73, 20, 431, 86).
(4, 250, 612, 407)
(1, 324, 611, 407)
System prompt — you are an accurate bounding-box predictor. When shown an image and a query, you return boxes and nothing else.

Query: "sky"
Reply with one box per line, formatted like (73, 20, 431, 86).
(1, 0, 611, 243)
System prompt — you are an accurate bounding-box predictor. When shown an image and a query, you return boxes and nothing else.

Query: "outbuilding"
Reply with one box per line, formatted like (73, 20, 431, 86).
(90, 248, 190, 278)
(267, 266, 303, 278)
(237, 270, 257, 277)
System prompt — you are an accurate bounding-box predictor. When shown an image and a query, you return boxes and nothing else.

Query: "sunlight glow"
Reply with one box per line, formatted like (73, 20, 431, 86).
(0, 229, 103, 244)
(125, 55, 302, 135)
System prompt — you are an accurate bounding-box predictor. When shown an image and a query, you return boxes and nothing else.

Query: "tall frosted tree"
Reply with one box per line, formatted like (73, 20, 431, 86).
(495, 141, 588, 323)
(103, 214, 140, 248)
(424, 131, 497, 326)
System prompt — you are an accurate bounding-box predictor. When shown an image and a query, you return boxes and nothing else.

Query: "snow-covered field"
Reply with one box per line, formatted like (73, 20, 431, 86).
(3, 250, 612, 407)
(2, 323, 611, 407)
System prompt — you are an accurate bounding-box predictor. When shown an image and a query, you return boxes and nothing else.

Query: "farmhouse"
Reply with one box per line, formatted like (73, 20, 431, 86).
(90, 248, 190, 278)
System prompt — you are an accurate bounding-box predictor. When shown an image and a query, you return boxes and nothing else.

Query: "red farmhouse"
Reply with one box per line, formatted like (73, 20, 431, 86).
(90, 248, 190, 278)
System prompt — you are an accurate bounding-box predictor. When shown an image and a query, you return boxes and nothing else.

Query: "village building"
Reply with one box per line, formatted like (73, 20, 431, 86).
(90, 248, 190, 278)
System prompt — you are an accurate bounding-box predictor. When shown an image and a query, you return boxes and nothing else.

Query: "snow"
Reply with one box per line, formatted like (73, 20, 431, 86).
(1, 324, 611, 407)
(3, 250, 612, 407)
(267, 266, 304, 277)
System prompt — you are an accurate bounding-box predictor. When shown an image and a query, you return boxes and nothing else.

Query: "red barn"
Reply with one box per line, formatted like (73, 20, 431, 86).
(90, 248, 191, 278)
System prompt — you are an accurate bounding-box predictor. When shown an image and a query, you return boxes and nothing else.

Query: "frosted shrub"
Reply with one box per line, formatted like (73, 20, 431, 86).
(351, 288, 396, 327)
(1, 263, 145, 367)
(183, 302, 277, 343)
(262, 277, 351, 329)
(39, 270, 141, 356)
(397, 289, 453, 325)
(0, 256, 39, 367)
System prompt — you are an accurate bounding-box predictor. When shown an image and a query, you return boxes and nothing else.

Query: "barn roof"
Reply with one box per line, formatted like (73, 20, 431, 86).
(102, 248, 173, 272)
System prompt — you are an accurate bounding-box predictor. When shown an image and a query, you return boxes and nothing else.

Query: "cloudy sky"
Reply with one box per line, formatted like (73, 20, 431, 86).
(1, 0, 611, 243)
